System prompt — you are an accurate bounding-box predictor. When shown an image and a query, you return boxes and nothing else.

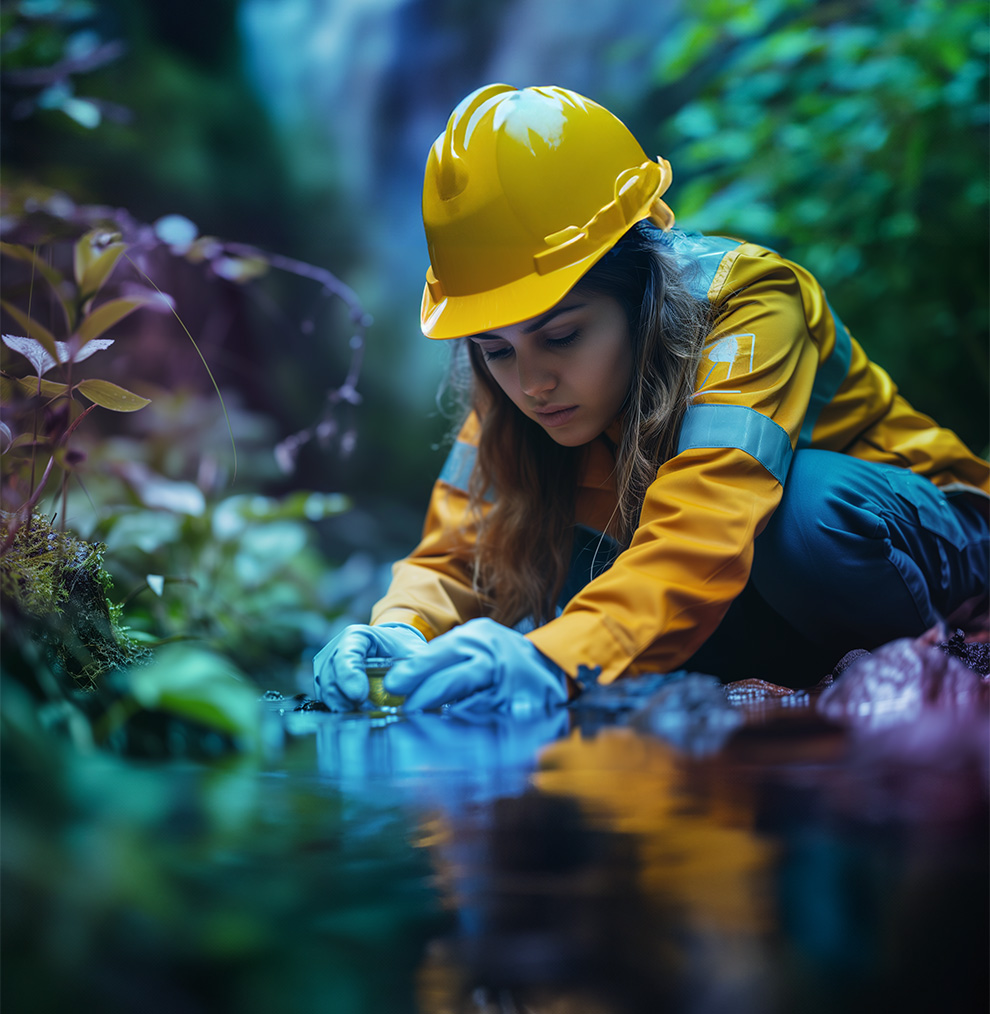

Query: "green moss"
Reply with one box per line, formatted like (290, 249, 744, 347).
(0, 513, 70, 616)
(1, 512, 148, 690)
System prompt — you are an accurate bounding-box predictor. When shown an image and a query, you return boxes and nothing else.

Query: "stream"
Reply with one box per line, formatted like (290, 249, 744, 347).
(259, 640, 988, 1014)
(6, 636, 985, 1013)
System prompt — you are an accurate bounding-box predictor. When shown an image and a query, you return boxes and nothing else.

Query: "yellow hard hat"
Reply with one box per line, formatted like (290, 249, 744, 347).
(420, 83, 675, 340)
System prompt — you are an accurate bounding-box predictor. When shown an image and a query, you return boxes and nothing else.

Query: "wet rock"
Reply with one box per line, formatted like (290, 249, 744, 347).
(938, 628, 990, 676)
(817, 632, 989, 732)
(571, 671, 688, 714)
(1, 513, 148, 691)
(832, 710, 989, 824)
(630, 675, 743, 756)
(832, 647, 872, 678)
(723, 678, 804, 707)
(294, 697, 330, 712)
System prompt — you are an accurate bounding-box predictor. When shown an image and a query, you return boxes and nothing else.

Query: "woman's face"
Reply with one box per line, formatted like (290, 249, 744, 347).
(468, 292, 634, 447)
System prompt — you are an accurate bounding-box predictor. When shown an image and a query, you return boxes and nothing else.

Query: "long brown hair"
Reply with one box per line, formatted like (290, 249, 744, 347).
(450, 222, 712, 627)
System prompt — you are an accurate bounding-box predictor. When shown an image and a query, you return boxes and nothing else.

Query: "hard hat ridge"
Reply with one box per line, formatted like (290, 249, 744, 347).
(421, 83, 675, 339)
(434, 84, 513, 201)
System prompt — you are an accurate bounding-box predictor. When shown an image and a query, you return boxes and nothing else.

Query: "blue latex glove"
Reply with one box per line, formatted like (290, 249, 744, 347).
(384, 617, 569, 715)
(313, 622, 427, 711)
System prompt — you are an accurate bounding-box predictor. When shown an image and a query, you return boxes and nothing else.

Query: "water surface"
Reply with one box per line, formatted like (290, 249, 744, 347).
(271, 664, 988, 1014)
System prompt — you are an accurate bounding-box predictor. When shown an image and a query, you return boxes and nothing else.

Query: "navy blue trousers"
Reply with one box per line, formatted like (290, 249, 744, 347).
(684, 450, 989, 685)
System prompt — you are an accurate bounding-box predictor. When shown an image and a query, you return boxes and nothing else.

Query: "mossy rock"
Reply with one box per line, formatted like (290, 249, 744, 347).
(1, 512, 148, 692)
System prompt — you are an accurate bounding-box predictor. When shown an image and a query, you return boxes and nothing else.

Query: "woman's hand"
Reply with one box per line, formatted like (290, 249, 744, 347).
(313, 622, 427, 710)
(384, 617, 569, 715)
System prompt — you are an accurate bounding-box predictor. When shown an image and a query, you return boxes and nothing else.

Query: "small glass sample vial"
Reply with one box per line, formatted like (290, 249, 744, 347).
(364, 656, 406, 708)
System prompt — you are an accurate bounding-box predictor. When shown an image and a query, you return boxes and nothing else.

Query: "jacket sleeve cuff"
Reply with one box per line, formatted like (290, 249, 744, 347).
(371, 610, 438, 642)
(526, 612, 633, 686)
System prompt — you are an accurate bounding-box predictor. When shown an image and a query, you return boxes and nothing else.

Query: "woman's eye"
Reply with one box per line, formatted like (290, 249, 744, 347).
(547, 331, 579, 349)
(483, 346, 513, 362)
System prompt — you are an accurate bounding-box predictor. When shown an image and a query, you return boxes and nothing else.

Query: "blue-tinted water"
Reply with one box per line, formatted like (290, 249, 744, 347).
(264, 671, 988, 1014)
(6, 662, 983, 1014)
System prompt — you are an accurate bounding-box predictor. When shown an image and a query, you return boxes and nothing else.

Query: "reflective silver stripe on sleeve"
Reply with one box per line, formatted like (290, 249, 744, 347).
(676, 404, 793, 484)
(437, 439, 496, 503)
(658, 229, 741, 301)
(797, 298, 852, 449)
(437, 439, 476, 492)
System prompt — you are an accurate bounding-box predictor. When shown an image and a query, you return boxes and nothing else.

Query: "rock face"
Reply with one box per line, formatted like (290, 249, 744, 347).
(817, 631, 989, 732)
(806, 631, 989, 825)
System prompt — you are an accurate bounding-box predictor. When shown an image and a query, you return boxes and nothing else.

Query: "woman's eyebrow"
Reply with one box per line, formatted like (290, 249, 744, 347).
(472, 303, 587, 341)
(523, 303, 586, 333)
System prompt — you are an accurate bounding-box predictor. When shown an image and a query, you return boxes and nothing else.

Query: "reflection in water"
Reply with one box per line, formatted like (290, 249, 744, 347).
(311, 709, 570, 806)
(534, 729, 774, 935)
(287, 675, 987, 1014)
(415, 729, 778, 1014)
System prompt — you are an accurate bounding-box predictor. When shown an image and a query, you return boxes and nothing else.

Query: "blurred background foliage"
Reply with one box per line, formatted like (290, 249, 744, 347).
(1, 0, 987, 1009)
(639, 0, 989, 448)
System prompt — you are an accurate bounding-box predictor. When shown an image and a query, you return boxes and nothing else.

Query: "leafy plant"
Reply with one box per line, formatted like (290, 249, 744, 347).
(1, 228, 165, 524)
(0, 188, 372, 753)
(638, 0, 989, 449)
(96, 486, 351, 686)
(0, 507, 266, 759)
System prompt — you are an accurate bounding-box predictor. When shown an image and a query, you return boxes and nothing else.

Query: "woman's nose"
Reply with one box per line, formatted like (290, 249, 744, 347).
(517, 353, 556, 397)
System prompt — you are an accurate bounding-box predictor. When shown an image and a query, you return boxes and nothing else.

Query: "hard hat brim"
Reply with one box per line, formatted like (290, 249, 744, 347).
(420, 244, 609, 340)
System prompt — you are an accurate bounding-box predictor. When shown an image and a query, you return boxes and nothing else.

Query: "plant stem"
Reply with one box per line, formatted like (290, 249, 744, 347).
(124, 252, 238, 483)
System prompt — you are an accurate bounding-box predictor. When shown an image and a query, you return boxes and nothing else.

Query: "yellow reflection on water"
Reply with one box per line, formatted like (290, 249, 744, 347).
(533, 727, 776, 934)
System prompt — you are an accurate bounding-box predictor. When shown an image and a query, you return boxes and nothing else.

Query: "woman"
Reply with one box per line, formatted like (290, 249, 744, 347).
(314, 84, 989, 713)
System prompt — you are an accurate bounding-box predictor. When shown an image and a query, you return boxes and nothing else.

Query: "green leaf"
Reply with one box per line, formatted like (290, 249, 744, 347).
(61, 97, 101, 129)
(214, 491, 352, 531)
(128, 473, 205, 515)
(75, 378, 151, 412)
(77, 294, 168, 343)
(74, 230, 126, 300)
(652, 21, 721, 83)
(0, 242, 62, 287)
(0, 299, 58, 361)
(3, 431, 48, 454)
(5, 373, 70, 400)
(102, 510, 181, 554)
(127, 645, 260, 745)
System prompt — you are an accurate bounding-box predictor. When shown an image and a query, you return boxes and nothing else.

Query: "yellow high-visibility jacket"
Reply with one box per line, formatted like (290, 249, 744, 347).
(371, 231, 989, 683)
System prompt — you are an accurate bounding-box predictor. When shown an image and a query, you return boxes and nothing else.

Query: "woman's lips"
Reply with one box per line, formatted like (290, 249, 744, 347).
(534, 405, 578, 427)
